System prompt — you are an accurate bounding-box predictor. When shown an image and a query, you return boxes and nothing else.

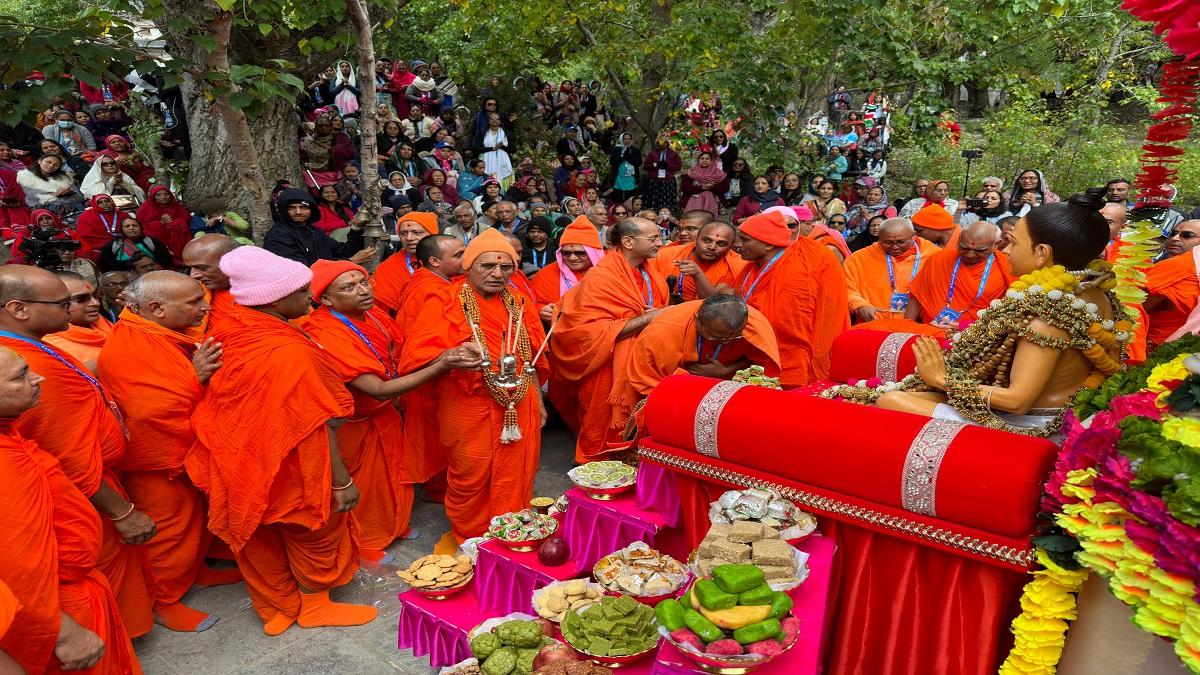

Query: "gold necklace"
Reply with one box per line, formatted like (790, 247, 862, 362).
(459, 284, 534, 443)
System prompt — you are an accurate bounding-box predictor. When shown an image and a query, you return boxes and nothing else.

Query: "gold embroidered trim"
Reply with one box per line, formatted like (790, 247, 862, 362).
(638, 445, 1032, 567)
(693, 380, 745, 458)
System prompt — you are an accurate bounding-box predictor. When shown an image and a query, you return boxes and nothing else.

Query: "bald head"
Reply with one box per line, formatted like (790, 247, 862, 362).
(182, 234, 238, 290)
(695, 222, 736, 263)
(124, 271, 209, 333)
(958, 222, 1000, 264)
(0, 265, 71, 338)
(0, 347, 42, 417)
(697, 294, 749, 333)
(878, 218, 915, 258)
(1166, 219, 1200, 258)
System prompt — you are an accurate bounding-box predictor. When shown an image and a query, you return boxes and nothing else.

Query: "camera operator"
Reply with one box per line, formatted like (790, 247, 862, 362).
(955, 189, 1010, 226)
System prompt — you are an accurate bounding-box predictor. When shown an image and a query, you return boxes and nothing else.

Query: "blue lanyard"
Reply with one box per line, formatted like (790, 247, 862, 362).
(329, 310, 397, 378)
(639, 268, 654, 307)
(532, 248, 547, 268)
(738, 249, 786, 301)
(403, 252, 415, 274)
(0, 330, 126, 429)
(945, 254, 995, 311)
(885, 245, 921, 291)
(99, 211, 119, 236)
(696, 334, 723, 362)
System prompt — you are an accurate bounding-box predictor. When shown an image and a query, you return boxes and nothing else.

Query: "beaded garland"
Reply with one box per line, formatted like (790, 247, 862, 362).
(822, 262, 1130, 437)
(459, 284, 534, 443)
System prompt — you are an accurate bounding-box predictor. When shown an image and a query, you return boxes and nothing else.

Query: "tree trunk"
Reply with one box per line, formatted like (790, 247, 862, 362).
(345, 0, 382, 258)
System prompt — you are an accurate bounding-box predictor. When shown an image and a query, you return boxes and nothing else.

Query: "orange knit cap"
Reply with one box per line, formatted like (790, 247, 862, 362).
(911, 203, 955, 230)
(560, 215, 603, 248)
(399, 211, 439, 235)
(462, 227, 518, 269)
(738, 211, 792, 247)
(310, 259, 368, 299)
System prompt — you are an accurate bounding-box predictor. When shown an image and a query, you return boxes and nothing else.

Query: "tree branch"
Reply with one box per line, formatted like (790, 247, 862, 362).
(574, 17, 654, 140)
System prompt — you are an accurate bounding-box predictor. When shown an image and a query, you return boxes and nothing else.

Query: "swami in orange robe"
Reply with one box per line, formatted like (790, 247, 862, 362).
(732, 211, 849, 387)
(98, 301, 228, 632)
(0, 334, 155, 641)
(1146, 248, 1200, 347)
(400, 230, 549, 549)
(0, 417, 140, 675)
(44, 317, 114, 373)
(619, 299, 781, 404)
(552, 237, 669, 463)
(301, 271, 414, 560)
(653, 224, 746, 303)
(844, 231, 940, 322)
(186, 247, 371, 635)
(371, 212, 439, 314)
(397, 267, 454, 485)
(907, 246, 1013, 326)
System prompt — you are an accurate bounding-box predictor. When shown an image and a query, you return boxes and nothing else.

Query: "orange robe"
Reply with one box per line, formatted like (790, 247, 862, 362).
(396, 268, 452, 483)
(653, 244, 746, 302)
(0, 335, 155, 640)
(0, 423, 140, 675)
(44, 316, 115, 372)
(551, 252, 668, 462)
(1146, 252, 1200, 347)
(371, 251, 418, 314)
(509, 269, 538, 304)
(194, 288, 236, 338)
(908, 248, 1013, 324)
(810, 227, 851, 262)
(619, 300, 781, 401)
(400, 279, 549, 543)
(529, 262, 565, 311)
(300, 307, 414, 553)
(844, 238, 940, 320)
(529, 262, 587, 431)
(0, 580, 15, 642)
(97, 312, 210, 610)
(186, 303, 356, 623)
(734, 238, 849, 387)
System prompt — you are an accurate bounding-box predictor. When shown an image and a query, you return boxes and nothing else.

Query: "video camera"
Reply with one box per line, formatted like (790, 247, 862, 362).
(18, 227, 81, 270)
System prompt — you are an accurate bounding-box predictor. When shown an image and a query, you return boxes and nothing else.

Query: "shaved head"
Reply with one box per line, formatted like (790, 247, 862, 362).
(695, 222, 736, 263)
(0, 265, 71, 337)
(879, 218, 914, 238)
(0, 347, 42, 417)
(182, 234, 238, 290)
(697, 294, 749, 332)
(958, 222, 1000, 264)
(125, 271, 209, 332)
(877, 218, 916, 258)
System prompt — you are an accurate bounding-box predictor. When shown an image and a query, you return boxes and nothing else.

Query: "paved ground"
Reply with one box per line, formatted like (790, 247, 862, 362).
(133, 428, 578, 675)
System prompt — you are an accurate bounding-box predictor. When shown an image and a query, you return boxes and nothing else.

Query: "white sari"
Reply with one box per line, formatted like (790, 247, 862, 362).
(482, 127, 513, 183)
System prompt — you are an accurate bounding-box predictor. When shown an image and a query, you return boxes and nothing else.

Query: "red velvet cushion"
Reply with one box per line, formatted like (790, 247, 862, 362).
(644, 374, 1056, 539)
(828, 329, 920, 384)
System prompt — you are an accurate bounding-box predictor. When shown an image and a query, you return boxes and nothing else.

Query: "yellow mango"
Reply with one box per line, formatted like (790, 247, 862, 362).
(695, 602, 772, 630)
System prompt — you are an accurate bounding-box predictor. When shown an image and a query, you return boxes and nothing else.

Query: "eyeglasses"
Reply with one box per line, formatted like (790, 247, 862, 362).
(475, 262, 516, 274)
(880, 239, 913, 249)
(13, 297, 70, 309)
(68, 293, 98, 305)
(628, 235, 664, 243)
(561, 250, 589, 259)
(1171, 231, 1200, 240)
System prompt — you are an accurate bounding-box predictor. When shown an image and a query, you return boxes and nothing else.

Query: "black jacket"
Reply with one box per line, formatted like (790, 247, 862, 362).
(263, 188, 365, 266)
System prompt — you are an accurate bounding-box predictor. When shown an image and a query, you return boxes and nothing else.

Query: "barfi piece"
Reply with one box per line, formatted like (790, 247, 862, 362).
(725, 521, 765, 543)
(752, 538, 795, 568)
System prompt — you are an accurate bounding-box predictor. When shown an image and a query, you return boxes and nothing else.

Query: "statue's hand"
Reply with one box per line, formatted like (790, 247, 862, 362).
(912, 336, 947, 390)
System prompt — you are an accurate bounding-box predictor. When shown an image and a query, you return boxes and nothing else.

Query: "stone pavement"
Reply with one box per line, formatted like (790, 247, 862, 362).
(133, 428, 578, 674)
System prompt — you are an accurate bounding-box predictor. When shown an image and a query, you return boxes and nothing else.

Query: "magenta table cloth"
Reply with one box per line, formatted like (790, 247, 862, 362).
(650, 535, 837, 675)
(475, 538, 583, 615)
(396, 584, 485, 668)
(563, 487, 670, 572)
(636, 461, 682, 527)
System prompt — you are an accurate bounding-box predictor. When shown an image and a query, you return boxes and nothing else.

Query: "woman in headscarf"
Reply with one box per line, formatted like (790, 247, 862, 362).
(807, 179, 846, 222)
(1003, 168, 1059, 216)
(423, 140, 464, 179)
(80, 153, 145, 201)
(37, 138, 86, 178)
(330, 60, 361, 118)
(381, 171, 413, 210)
(0, 165, 32, 237)
(607, 202, 629, 226)
(678, 151, 727, 218)
(100, 135, 155, 190)
(300, 115, 356, 177)
(17, 153, 84, 218)
(477, 112, 513, 183)
(420, 168, 460, 204)
(135, 185, 191, 264)
(312, 184, 353, 234)
(898, 178, 959, 218)
(779, 172, 805, 206)
(641, 134, 683, 212)
(98, 214, 174, 272)
(553, 153, 579, 198)
(376, 119, 406, 161)
(506, 175, 540, 207)
(845, 184, 896, 234)
(473, 178, 503, 212)
(732, 175, 783, 225)
(404, 61, 443, 116)
(848, 213, 886, 252)
(383, 141, 424, 195)
(607, 133, 641, 205)
(388, 60, 416, 118)
(0, 141, 23, 172)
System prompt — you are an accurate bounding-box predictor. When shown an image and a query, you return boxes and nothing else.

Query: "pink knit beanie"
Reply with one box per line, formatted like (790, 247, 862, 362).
(219, 246, 314, 306)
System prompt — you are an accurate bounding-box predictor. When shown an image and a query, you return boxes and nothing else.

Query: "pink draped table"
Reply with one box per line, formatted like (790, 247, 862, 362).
(396, 582, 484, 668)
(562, 487, 689, 570)
(475, 534, 583, 616)
(635, 460, 683, 528)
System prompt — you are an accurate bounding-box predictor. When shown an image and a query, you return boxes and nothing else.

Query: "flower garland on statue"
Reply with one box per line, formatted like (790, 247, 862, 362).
(822, 262, 1130, 437)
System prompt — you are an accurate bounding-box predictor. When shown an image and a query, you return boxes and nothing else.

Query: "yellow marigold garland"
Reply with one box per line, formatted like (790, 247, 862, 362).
(998, 548, 1089, 675)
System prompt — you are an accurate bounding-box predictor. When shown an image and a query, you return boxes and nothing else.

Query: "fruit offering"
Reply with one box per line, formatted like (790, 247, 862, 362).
(533, 579, 604, 622)
(568, 461, 636, 488)
(732, 365, 781, 389)
(664, 563, 800, 660)
(469, 619, 559, 675)
(397, 554, 473, 591)
(488, 510, 559, 543)
(695, 522, 801, 585)
(592, 542, 689, 597)
(560, 595, 658, 658)
(708, 488, 817, 539)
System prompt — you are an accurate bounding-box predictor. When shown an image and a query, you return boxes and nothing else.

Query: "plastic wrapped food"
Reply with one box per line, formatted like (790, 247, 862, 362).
(591, 542, 688, 597)
(568, 461, 637, 488)
(488, 510, 559, 542)
(708, 488, 817, 540)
